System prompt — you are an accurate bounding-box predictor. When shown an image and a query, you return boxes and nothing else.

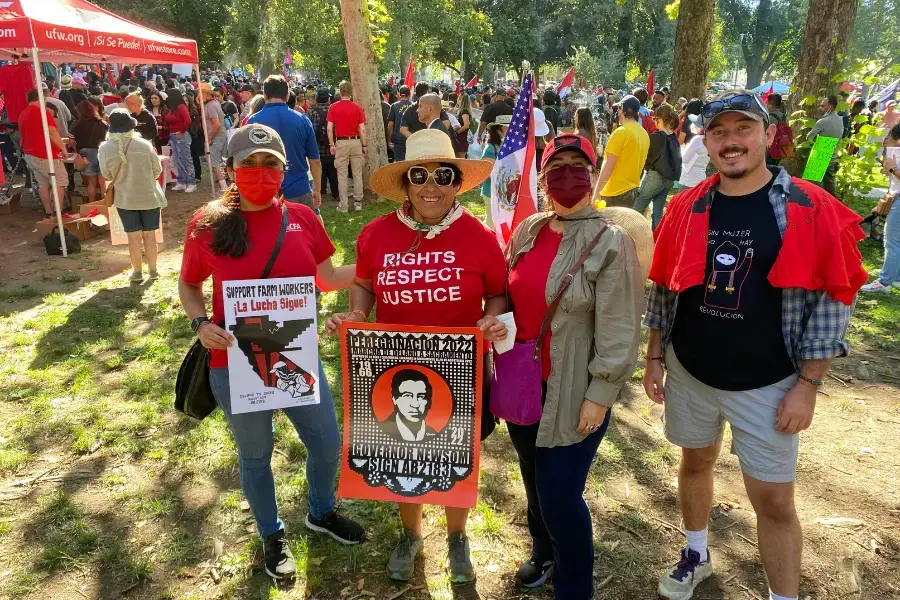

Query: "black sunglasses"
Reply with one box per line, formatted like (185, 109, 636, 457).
(701, 94, 769, 126)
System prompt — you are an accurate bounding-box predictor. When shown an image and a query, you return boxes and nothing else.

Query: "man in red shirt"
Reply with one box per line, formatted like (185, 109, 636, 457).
(19, 89, 70, 217)
(326, 80, 367, 212)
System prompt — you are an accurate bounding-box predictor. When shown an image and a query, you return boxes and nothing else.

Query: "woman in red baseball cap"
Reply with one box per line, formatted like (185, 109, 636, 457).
(499, 133, 651, 597)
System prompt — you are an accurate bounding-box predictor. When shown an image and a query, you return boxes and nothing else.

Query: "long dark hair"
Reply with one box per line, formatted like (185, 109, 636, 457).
(166, 88, 185, 112)
(194, 158, 250, 257)
(575, 107, 598, 150)
(145, 90, 167, 114)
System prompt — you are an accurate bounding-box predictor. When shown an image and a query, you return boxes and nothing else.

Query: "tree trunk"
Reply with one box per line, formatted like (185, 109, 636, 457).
(338, 0, 388, 202)
(670, 0, 715, 99)
(791, 0, 859, 116)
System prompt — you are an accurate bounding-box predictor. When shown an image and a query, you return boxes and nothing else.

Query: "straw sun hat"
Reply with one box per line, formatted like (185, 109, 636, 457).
(370, 129, 494, 202)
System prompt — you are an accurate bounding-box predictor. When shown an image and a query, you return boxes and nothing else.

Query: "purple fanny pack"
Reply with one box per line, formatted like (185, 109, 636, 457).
(490, 339, 543, 425)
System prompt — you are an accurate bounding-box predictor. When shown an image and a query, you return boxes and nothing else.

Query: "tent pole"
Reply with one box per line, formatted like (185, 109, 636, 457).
(29, 44, 67, 257)
(195, 65, 217, 199)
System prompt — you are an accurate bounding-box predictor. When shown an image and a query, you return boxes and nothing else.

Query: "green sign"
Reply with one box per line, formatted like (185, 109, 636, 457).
(801, 136, 840, 183)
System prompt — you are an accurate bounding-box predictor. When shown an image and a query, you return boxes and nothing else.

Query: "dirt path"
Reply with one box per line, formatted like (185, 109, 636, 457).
(1, 185, 898, 600)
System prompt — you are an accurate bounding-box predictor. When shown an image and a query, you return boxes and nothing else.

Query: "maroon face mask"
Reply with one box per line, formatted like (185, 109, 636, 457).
(545, 165, 593, 208)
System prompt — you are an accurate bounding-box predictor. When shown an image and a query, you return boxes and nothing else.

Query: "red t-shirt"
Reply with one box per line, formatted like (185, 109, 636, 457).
(508, 224, 563, 381)
(327, 99, 366, 137)
(181, 201, 335, 368)
(0, 63, 35, 123)
(356, 211, 506, 336)
(19, 105, 61, 159)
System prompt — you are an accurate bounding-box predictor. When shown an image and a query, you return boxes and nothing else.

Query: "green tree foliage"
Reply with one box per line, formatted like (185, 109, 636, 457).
(93, 0, 231, 62)
(718, 0, 806, 87)
(848, 0, 900, 82)
(570, 46, 626, 89)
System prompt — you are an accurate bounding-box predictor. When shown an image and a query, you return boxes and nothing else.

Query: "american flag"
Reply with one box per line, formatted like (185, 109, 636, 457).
(490, 74, 537, 246)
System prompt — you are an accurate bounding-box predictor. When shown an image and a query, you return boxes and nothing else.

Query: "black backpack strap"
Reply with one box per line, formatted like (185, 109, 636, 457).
(261, 202, 289, 279)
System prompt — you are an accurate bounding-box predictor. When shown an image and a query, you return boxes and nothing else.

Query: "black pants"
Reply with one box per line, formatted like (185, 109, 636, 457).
(320, 155, 338, 198)
(820, 161, 839, 198)
(191, 131, 203, 182)
(506, 396, 611, 600)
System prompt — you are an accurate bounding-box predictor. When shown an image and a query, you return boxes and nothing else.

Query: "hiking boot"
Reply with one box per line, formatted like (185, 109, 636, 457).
(387, 528, 422, 581)
(129, 270, 143, 283)
(148, 270, 159, 281)
(447, 532, 475, 584)
(263, 529, 297, 580)
(516, 556, 554, 588)
(657, 548, 712, 600)
(304, 509, 366, 545)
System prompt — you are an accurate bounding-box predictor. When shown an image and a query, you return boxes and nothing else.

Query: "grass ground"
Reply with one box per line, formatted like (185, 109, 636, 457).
(1, 179, 899, 600)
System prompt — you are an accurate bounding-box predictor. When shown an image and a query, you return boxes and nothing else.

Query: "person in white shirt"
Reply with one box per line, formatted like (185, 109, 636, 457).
(679, 114, 709, 189)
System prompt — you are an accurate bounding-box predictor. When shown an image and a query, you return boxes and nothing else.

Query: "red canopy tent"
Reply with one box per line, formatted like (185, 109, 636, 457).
(0, 0, 203, 256)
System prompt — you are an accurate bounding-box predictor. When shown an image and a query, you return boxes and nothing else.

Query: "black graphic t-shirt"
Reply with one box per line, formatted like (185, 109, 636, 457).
(671, 175, 795, 391)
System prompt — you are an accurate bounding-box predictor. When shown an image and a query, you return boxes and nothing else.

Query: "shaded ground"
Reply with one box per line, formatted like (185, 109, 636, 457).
(1, 177, 899, 600)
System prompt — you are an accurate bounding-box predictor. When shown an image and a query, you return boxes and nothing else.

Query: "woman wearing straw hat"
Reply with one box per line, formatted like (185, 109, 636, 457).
(325, 128, 508, 584)
(501, 133, 651, 598)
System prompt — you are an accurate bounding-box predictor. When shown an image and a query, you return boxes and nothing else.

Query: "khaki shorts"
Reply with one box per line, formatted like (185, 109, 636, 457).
(663, 345, 799, 483)
(209, 135, 227, 168)
(25, 155, 67, 190)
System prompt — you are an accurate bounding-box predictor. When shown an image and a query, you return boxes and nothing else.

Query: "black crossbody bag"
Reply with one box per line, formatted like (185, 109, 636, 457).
(174, 203, 289, 420)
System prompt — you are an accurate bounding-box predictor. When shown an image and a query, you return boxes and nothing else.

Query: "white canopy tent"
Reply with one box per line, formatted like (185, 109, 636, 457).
(0, 0, 213, 256)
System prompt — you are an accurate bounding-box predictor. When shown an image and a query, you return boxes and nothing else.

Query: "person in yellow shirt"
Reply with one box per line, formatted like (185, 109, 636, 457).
(592, 95, 650, 207)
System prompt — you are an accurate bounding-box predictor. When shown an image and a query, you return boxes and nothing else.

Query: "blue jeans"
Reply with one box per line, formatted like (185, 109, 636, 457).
(878, 200, 900, 285)
(209, 360, 341, 539)
(633, 170, 675, 230)
(507, 404, 612, 600)
(171, 132, 196, 185)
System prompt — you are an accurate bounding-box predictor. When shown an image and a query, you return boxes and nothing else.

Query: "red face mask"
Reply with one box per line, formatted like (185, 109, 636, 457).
(235, 167, 282, 205)
(545, 165, 592, 208)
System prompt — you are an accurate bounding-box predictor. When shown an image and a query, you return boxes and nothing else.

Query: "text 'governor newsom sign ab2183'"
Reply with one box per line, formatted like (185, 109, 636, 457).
(338, 323, 484, 509)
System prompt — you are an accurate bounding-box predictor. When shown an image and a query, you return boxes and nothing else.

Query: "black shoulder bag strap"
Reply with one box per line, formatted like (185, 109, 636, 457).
(261, 202, 289, 279)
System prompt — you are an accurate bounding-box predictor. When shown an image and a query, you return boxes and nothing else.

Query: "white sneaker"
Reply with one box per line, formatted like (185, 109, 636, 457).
(893, 281, 900, 289)
(171, 184, 186, 191)
(336, 205, 349, 213)
(354, 202, 363, 211)
(218, 181, 230, 192)
(184, 184, 197, 193)
(657, 548, 712, 600)
(860, 280, 892, 293)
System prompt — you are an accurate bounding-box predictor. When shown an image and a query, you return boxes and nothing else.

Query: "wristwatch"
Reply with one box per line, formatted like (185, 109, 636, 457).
(191, 316, 210, 333)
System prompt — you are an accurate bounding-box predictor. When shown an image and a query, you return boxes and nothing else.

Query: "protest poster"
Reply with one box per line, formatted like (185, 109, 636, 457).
(222, 277, 320, 414)
(338, 323, 483, 509)
(801, 136, 840, 183)
(109, 206, 163, 246)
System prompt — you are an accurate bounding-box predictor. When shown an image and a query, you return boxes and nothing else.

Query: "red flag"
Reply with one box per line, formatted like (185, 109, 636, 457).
(404, 60, 415, 88)
(761, 82, 775, 103)
(465, 75, 478, 88)
(578, 75, 583, 89)
(557, 67, 575, 94)
(647, 69, 655, 98)
(455, 80, 461, 96)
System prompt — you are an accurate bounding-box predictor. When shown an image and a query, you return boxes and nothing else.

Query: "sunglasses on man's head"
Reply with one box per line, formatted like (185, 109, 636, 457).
(701, 94, 769, 125)
(407, 166, 456, 187)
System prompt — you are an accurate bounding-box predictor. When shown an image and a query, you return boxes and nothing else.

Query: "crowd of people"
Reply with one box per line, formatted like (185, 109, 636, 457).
(2, 61, 895, 600)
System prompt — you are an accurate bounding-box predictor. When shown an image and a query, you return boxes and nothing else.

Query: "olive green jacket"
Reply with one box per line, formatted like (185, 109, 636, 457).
(506, 206, 643, 448)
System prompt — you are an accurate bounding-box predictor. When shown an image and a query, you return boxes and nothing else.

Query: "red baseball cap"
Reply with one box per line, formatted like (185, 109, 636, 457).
(540, 133, 597, 170)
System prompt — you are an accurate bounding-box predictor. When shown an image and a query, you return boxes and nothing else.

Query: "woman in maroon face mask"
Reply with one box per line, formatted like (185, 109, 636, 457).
(501, 133, 650, 598)
(178, 124, 366, 581)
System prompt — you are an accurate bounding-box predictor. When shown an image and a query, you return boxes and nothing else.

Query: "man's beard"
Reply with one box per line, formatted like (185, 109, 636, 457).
(718, 144, 766, 180)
